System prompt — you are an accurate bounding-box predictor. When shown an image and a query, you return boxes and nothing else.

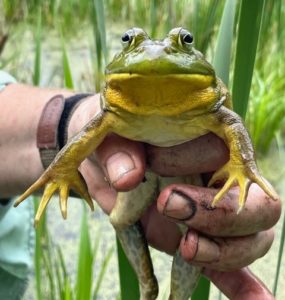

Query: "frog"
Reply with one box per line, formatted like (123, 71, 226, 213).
(15, 27, 278, 300)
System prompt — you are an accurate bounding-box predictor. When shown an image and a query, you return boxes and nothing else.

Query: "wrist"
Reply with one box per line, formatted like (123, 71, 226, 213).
(37, 93, 95, 169)
(68, 93, 101, 139)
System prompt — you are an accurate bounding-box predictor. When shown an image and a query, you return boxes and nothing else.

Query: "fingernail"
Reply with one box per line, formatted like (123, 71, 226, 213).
(163, 190, 197, 220)
(106, 152, 135, 183)
(193, 236, 220, 263)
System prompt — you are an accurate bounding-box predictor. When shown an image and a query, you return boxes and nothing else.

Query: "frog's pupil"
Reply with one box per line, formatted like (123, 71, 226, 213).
(183, 34, 193, 44)
(122, 33, 130, 42)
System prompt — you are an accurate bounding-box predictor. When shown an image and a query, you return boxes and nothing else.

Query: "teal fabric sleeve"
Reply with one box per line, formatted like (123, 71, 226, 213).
(0, 70, 17, 91)
(0, 71, 34, 292)
(0, 198, 35, 279)
(0, 266, 29, 300)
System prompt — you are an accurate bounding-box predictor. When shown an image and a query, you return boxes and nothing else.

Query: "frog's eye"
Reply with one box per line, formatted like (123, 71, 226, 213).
(121, 30, 134, 48)
(121, 32, 131, 43)
(182, 33, 194, 44)
(169, 27, 194, 48)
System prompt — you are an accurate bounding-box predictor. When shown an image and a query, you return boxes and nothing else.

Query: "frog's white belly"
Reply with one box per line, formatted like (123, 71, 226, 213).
(112, 112, 209, 147)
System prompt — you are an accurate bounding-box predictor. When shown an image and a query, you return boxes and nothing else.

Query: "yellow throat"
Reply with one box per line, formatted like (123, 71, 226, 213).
(105, 73, 218, 116)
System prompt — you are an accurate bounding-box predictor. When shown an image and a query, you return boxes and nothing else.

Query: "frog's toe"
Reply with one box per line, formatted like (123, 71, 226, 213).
(253, 175, 279, 201)
(236, 178, 250, 214)
(14, 175, 48, 207)
(210, 163, 252, 212)
(59, 185, 69, 219)
(72, 175, 94, 211)
(211, 176, 235, 207)
(58, 172, 94, 218)
(207, 166, 228, 188)
(34, 182, 59, 227)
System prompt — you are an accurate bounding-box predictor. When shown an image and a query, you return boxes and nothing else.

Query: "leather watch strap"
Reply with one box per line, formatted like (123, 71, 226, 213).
(37, 93, 93, 169)
(37, 95, 65, 169)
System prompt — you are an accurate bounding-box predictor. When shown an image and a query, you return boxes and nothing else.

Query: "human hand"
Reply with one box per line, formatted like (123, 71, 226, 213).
(69, 94, 281, 299)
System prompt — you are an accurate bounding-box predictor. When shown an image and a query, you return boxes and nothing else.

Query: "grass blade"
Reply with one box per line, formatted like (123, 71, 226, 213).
(93, 246, 114, 299)
(57, 246, 74, 300)
(57, 246, 68, 280)
(188, 0, 221, 53)
(63, 279, 73, 300)
(273, 213, 285, 295)
(116, 237, 140, 300)
(91, 0, 107, 90)
(150, 0, 158, 38)
(42, 250, 56, 300)
(93, 0, 107, 62)
(61, 35, 74, 89)
(54, 252, 63, 299)
(232, 0, 265, 118)
(75, 205, 93, 300)
(192, 276, 210, 300)
(213, 0, 237, 85)
(34, 197, 44, 300)
(33, 8, 41, 86)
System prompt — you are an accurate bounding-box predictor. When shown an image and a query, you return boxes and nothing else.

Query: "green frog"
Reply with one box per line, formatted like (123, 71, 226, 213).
(15, 28, 277, 299)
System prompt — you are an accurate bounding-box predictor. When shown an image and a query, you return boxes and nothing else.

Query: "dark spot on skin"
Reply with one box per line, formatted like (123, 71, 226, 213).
(200, 200, 216, 211)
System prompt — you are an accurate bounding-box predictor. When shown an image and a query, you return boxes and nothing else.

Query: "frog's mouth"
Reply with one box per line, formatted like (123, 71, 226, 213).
(104, 73, 218, 116)
(106, 73, 215, 89)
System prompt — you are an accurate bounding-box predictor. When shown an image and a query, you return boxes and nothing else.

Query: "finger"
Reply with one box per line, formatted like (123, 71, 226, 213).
(95, 134, 146, 190)
(157, 183, 281, 236)
(141, 203, 182, 255)
(203, 268, 274, 300)
(180, 229, 274, 271)
(79, 159, 117, 214)
(146, 133, 229, 176)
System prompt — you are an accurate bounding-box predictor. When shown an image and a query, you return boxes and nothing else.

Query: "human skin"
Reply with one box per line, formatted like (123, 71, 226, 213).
(0, 83, 281, 299)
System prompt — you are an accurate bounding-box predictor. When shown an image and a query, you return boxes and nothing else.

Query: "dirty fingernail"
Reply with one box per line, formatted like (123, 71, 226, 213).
(106, 152, 135, 183)
(181, 231, 220, 263)
(193, 236, 220, 263)
(163, 190, 197, 220)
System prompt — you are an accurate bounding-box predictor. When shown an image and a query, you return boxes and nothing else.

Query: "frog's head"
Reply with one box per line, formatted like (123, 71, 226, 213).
(105, 28, 220, 116)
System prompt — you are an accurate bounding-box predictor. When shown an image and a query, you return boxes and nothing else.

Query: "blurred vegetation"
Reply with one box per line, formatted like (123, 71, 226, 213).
(1, 0, 284, 154)
(0, 0, 284, 299)
(33, 198, 114, 300)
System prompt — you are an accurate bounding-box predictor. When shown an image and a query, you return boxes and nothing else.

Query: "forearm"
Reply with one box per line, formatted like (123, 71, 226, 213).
(209, 106, 255, 164)
(0, 83, 74, 196)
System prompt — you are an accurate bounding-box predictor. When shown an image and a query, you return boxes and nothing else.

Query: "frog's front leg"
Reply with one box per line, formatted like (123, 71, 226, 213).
(110, 172, 159, 300)
(15, 110, 115, 225)
(206, 106, 278, 211)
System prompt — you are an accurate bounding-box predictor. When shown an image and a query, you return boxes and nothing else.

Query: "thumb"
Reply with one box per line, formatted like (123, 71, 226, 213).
(96, 134, 146, 191)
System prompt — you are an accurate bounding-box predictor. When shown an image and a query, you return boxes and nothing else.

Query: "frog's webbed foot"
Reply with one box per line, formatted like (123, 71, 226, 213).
(14, 168, 93, 226)
(208, 161, 278, 213)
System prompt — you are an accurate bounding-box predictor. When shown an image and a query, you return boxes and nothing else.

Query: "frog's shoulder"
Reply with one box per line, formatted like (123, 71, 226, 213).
(210, 77, 232, 112)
